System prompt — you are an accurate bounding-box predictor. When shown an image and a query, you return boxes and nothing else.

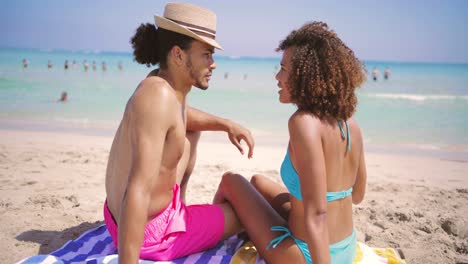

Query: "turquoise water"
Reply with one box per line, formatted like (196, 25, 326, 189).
(1, 48, 467, 159)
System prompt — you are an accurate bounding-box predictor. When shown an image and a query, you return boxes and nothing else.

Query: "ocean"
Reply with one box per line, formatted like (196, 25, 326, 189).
(1, 48, 467, 161)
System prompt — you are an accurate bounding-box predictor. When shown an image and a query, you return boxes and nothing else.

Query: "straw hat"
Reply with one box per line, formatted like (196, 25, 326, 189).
(154, 2, 223, 50)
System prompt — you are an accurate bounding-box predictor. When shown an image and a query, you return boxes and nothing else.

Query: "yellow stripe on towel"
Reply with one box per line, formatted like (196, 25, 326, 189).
(372, 247, 406, 264)
(230, 240, 258, 264)
(353, 242, 406, 264)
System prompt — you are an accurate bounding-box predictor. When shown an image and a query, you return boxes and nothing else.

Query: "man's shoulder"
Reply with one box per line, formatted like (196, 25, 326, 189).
(133, 77, 175, 103)
(139, 76, 173, 93)
(126, 77, 176, 117)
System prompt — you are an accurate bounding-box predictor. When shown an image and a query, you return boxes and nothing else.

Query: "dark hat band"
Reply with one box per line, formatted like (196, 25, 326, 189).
(167, 18, 216, 39)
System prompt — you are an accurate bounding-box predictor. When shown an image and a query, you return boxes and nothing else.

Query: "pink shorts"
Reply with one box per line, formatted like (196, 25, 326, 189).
(103, 184, 224, 261)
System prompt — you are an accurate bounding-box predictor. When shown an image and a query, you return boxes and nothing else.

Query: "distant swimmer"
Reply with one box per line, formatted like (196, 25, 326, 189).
(84, 60, 89, 72)
(224, 72, 229, 79)
(102, 61, 107, 72)
(47, 60, 53, 69)
(22, 59, 29, 69)
(57, 91, 68, 102)
(372, 67, 379, 81)
(118, 61, 123, 71)
(92, 61, 97, 71)
(384, 67, 391, 80)
(64, 60, 69, 70)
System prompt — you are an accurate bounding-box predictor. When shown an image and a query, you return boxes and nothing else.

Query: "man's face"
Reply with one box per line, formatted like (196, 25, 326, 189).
(184, 41, 216, 90)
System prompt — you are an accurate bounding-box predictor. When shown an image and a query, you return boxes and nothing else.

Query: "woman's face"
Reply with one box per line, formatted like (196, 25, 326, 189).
(275, 48, 293, 104)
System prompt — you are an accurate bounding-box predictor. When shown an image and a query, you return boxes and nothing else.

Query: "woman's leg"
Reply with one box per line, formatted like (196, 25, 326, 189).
(250, 174, 291, 220)
(214, 172, 306, 264)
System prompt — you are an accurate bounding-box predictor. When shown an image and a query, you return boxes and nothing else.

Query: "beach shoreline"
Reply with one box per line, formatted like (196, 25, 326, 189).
(1, 116, 468, 162)
(1, 128, 468, 264)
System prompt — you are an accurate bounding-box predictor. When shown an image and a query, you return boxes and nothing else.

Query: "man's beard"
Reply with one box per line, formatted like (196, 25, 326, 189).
(186, 57, 208, 90)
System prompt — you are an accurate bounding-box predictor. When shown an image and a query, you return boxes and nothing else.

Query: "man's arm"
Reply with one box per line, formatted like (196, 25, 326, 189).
(186, 106, 254, 158)
(118, 80, 173, 264)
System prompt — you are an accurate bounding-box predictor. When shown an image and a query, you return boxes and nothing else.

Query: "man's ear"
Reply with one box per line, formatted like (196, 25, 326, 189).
(170, 46, 185, 66)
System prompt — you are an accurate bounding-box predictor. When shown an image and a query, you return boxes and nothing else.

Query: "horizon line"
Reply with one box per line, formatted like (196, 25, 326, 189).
(1, 45, 468, 65)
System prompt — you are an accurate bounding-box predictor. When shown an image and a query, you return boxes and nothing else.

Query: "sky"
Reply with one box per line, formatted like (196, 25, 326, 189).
(1, 0, 467, 63)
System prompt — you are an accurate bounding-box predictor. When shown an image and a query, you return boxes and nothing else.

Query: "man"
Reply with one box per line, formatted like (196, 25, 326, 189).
(384, 67, 391, 80)
(372, 67, 379, 81)
(57, 91, 67, 102)
(104, 3, 253, 263)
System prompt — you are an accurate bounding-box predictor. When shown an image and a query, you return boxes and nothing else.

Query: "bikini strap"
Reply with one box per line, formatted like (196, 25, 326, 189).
(266, 226, 291, 250)
(338, 121, 351, 152)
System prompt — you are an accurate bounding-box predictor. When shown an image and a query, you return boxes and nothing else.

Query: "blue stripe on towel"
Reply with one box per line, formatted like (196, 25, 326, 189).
(195, 240, 225, 264)
(65, 236, 114, 262)
(220, 242, 236, 264)
(172, 257, 188, 264)
(18, 225, 265, 264)
(86, 259, 98, 264)
(20, 255, 57, 264)
(52, 225, 108, 257)
(221, 255, 232, 264)
(87, 236, 115, 256)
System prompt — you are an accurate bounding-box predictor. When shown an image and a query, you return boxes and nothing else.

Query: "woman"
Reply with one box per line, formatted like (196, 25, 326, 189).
(214, 22, 367, 264)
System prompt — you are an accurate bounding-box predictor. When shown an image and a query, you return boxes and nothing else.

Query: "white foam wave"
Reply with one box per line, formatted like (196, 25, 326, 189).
(368, 93, 468, 101)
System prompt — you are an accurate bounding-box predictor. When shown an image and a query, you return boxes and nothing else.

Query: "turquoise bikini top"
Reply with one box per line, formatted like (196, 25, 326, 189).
(280, 121, 352, 201)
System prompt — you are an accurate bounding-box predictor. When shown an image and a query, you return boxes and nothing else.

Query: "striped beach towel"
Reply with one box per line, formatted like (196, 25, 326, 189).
(18, 224, 257, 264)
(18, 225, 405, 264)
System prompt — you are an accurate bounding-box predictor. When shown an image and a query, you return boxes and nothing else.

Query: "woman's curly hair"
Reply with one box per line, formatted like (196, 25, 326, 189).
(277, 21, 366, 121)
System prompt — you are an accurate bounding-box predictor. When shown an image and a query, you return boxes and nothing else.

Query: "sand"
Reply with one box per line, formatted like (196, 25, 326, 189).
(1, 129, 467, 264)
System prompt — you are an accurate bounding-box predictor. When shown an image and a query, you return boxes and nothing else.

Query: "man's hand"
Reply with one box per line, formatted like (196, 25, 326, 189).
(226, 121, 254, 158)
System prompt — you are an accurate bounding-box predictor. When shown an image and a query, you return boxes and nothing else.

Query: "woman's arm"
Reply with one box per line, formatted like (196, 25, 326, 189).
(352, 126, 367, 205)
(289, 112, 330, 264)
